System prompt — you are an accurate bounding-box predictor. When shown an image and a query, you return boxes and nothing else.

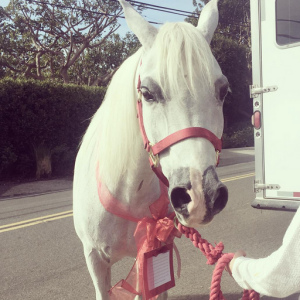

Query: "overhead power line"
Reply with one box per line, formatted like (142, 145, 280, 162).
(24, 0, 199, 23)
(24, 0, 250, 27)
(112, 0, 200, 17)
(25, 0, 160, 24)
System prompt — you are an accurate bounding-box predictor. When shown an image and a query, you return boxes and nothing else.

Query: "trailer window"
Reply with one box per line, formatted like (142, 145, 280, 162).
(276, 0, 300, 46)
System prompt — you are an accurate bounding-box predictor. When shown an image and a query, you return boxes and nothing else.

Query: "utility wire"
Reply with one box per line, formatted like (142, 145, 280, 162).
(24, 0, 199, 21)
(24, 0, 250, 27)
(112, 0, 199, 16)
(126, 5, 195, 18)
(25, 0, 161, 24)
(114, 0, 250, 27)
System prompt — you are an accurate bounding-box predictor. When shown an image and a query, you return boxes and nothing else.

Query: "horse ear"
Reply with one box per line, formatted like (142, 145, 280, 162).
(118, 0, 158, 49)
(197, 0, 219, 44)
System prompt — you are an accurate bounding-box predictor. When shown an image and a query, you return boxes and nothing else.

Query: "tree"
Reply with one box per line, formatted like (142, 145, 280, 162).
(1, 0, 124, 84)
(211, 34, 251, 127)
(188, 0, 250, 45)
(0, 5, 38, 79)
(68, 32, 140, 86)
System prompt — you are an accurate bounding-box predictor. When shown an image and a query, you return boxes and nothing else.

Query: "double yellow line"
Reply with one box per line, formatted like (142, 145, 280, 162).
(0, 172, 255, 234)
(222, 172, 255, 183)
(0, 210, 73, 233)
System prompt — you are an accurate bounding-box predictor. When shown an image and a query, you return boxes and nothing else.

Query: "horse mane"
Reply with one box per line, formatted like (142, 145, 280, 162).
(90, 22, 215, 184)
(91, 48, 143, 184)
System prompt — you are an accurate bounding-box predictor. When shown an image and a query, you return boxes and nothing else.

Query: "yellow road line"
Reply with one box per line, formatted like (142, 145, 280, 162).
(222, 173, 255, 183)
(1, 172, 255, 233)
(0, 213, 73, 233)
(0, 210, 73, 229)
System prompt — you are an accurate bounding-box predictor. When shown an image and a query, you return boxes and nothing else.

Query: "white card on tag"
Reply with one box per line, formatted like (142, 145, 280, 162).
(143, 243, 175, 300)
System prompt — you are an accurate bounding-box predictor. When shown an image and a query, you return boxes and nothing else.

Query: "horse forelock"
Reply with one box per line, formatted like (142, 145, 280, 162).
(154, 22, 215, 101)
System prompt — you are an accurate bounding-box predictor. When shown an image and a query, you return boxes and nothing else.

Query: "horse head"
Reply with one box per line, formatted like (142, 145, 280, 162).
(119, 0, 229, 228)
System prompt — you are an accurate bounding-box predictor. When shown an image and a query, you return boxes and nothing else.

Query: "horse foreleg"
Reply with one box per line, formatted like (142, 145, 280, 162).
(157, 291, 168, 300)
(84, 247, 111, 300)
(133, 291, 168, 300)
(84, 247, 168, 300)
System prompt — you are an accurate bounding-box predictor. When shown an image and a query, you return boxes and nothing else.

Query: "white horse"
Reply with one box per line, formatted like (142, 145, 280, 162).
(73, 0, 229, 299)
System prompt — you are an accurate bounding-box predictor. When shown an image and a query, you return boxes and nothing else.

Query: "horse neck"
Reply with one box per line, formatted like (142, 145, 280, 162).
(96, 49, 163, 217)
(106, 147, 162, 218)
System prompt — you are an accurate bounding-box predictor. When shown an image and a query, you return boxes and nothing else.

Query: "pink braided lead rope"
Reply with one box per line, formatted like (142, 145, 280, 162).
(176, 222, 260, 300)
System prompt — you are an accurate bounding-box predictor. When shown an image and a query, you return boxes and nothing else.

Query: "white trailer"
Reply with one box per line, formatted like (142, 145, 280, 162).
(250, 0, 300, 211)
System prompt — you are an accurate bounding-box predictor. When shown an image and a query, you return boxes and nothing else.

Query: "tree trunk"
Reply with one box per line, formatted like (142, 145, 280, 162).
(60, 67, 69, 84)
(91, 68, 118, 86)
(33, 144, 52, 179)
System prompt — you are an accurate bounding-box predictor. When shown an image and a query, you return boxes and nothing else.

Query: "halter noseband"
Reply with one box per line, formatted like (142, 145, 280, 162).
(136, 73, 222, 187)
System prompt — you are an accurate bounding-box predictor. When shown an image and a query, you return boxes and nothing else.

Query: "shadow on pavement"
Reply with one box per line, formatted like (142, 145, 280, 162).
(264, 294, 300, 300)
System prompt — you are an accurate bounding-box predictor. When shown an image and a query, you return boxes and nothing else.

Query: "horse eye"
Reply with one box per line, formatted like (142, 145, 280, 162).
(141, 88, 154, 102)
(220, 85, 229, 101)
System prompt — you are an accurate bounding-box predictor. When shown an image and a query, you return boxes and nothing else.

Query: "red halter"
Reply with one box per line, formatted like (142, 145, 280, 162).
(136, 75, 222, 187)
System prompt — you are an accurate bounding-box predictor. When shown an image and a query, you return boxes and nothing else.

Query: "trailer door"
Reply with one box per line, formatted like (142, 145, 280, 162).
(251, 0, 300, 210)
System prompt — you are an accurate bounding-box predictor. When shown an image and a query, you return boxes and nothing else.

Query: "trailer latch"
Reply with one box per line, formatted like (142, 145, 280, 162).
(249, 85, 278, 98)
(254, 180, 281, 193)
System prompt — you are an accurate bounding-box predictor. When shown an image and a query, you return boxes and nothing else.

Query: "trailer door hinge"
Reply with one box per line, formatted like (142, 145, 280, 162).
(250, 85, 278, 98)
(254, 181, 281, 193)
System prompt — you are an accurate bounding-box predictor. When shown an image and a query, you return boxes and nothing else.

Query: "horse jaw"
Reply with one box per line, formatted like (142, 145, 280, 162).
(197, 0, 219, 44)
(118, 0, 158, 49)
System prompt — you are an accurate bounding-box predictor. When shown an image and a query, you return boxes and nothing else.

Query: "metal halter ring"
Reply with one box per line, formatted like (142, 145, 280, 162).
(149, 143, 160, 168)
(216, 150, 220, 166)
(138, 90, 142, 101)
(173, 216, 179, 230)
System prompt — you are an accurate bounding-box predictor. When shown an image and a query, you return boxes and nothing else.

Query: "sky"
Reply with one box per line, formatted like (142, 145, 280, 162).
(0, 0, 200, 36)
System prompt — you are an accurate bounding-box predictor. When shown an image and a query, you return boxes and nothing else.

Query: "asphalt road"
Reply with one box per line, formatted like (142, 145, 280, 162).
(0, 148, 297, 300)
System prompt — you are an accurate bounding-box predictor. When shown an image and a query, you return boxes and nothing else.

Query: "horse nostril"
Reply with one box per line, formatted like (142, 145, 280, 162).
(170, 187, 191, 216)
(212, 185, 228, 215)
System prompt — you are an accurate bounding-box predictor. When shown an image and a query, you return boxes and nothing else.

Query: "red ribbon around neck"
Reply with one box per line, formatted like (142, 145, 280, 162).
(96, 167, 181, 300)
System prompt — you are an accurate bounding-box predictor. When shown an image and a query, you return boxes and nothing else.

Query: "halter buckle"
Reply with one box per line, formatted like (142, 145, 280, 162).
(149, 143, 160, 168)
(216, 150, 220, 166)
(138, 90, 142, 101)
(173, 216, 179, 230)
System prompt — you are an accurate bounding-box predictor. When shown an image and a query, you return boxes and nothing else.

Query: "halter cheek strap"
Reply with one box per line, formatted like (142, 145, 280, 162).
(136, 71, 222, 187)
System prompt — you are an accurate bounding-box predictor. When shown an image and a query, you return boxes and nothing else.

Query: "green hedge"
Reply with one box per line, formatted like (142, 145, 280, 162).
(0, 78, 254, 179)
(223, 122, 254, 149)
(0, 78, 106, 179)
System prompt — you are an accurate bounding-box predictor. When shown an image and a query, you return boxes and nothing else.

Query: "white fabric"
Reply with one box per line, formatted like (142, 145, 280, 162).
(232, 208, 300, 297)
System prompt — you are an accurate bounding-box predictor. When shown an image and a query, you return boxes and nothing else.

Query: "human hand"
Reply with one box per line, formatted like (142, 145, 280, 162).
(226, 250, 246, 277)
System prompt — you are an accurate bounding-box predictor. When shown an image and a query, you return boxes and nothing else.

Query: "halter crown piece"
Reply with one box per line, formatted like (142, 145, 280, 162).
(136, 62, 222, 187)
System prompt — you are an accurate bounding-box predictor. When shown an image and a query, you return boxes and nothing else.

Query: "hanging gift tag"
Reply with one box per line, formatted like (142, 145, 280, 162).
(143, 243, 175, 300)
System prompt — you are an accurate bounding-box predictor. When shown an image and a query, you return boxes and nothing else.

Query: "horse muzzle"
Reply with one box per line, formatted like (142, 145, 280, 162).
(169, 166, 228, 227)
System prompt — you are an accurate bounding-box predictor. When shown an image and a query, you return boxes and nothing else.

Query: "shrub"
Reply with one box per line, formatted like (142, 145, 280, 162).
(0, 78, 106, 179)
(222, 122, 254, 149)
